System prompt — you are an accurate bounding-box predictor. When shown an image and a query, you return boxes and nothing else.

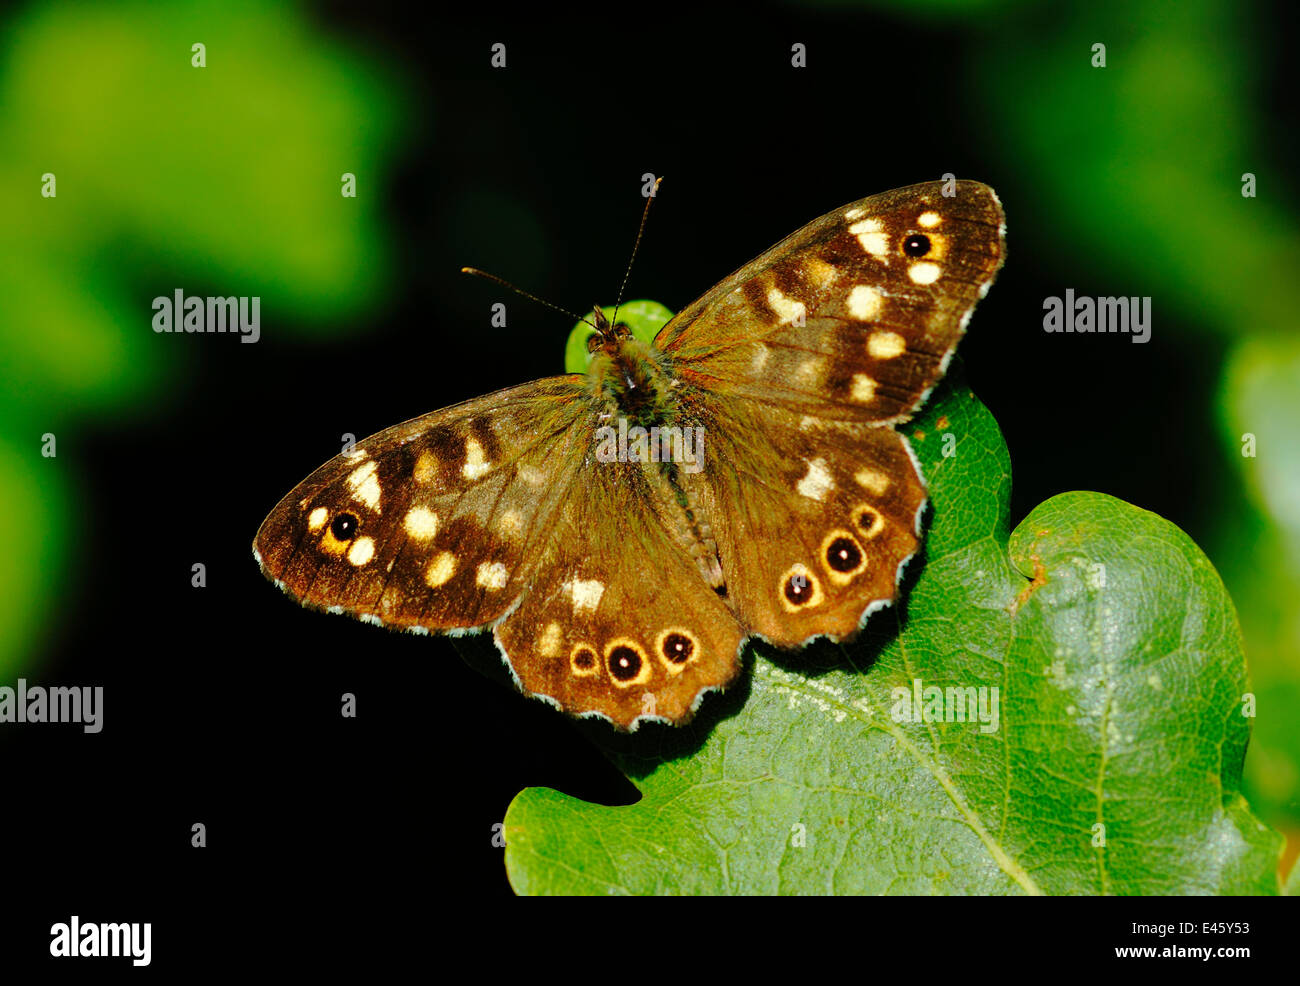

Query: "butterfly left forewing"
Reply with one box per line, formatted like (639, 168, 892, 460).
(254, 378, 595, 632)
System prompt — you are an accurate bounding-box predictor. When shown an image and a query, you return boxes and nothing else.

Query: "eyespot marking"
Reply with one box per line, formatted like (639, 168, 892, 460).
(821, 529, 867, 584)
(656, 628, 699, 674)
(606, 639, 650, 686)
(854, 504, 886, 539)
(330, 512, 359, 541)
(779, 564, 824, 611)
(570, 644, 599, 676)
(902, 234, 931, 258)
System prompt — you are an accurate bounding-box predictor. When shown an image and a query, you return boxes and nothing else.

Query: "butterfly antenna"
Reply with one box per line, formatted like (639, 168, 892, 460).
(460, 267, 596, 329)
(611, 176, 663, 327)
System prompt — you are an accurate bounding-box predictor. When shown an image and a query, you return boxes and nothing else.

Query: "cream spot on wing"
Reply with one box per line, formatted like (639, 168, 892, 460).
(908, 262, 941, 285)
(844, 207, 866, 220)
(855, 468, 891, 495)
(476, 561, 508, 590)
(496, 509, 523, 536)
(846, 284, 883, 320)
(462, 439, 491, 480)
(804, 258, 838, 286)
(794, 358, 824, 387)
(850, 374, 877, 402)
(307, 507, 328, 533)
(425, 551, 456, 587)
(346, 536, 375, 567)
(767, 287, 806, 325)
(918, 211, 941, 228)
(538, 622, 564, 658)
(346, 461, 381, 512)
(796, 458, 834, 501)
(413, 451, 438, 485)
(403, 506, 438, 540)
(751, 342, 770, 372)
(854, 236, 889, 260)
(565, 578, 606, 614)
(868, 331, 906, 359)
(849, 218, 888, 258)
(517, 464, 545, 486)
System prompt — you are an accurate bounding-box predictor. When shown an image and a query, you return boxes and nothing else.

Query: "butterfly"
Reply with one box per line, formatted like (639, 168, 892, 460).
(254, 180, 1006, 730)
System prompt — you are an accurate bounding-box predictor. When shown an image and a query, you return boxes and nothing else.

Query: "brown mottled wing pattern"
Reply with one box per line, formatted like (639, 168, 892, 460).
(254, 378, 744, 729)
(658, 180, 1005, 645)
(256, 180, 1004, 729)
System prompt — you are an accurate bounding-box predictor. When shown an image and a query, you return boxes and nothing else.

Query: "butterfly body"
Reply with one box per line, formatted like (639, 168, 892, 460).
(255, 181, 1006, 729)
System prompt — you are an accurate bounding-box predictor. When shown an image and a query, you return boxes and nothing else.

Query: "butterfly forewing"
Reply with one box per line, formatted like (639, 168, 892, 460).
(254, 380, 594, 631)
(658, 180, 1004, 423)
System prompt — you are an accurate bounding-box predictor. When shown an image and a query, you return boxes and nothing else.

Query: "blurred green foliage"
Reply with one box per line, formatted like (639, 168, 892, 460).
(961, 0, 1300, 857)
(0, 0, 410, 674)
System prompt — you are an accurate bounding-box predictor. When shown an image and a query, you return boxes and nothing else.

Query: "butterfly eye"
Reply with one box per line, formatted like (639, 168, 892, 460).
(612, 322, 631, 340)
(902, 234, 931, 258)
(330, 513, 359, 541)
(584, 331, 602, 354)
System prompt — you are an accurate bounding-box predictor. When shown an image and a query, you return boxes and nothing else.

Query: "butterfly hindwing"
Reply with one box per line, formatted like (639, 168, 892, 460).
(493, 457, 745, 726)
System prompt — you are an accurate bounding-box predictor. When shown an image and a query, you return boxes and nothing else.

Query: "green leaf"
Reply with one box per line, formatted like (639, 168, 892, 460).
(499, 370, 1281, 895)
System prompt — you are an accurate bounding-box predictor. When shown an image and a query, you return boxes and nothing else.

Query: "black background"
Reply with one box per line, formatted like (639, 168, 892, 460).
(3, 1, 1293, 966)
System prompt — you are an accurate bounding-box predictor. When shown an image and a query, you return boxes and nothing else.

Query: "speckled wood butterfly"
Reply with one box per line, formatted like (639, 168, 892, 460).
(254, 180, 1006, 730)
